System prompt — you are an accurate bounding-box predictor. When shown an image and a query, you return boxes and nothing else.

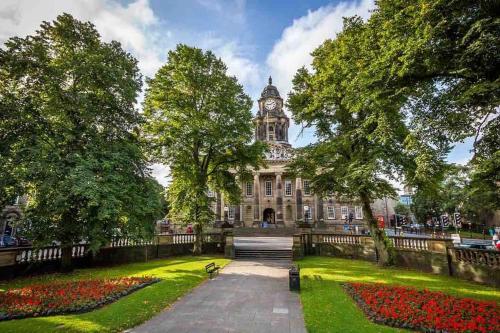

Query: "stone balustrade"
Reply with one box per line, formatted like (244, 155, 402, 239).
(315, 233, 362, 245)
(15, 244, 87, 264)
(391, 236, 429, 251)
(452, 248, 500, 267)
(0, 233, 225, 269)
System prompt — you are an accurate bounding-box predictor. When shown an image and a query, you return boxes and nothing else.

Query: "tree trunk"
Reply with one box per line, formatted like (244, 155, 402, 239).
(193, 223, 203, 255)
(360, 192, 394, 266)
(60, 244, 74, 272)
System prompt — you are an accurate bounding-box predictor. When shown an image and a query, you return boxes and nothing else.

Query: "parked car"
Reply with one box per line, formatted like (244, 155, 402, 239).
(16, 236, 32, 247)
(457, 243, 495, 250)
(0, 235, 18, 247)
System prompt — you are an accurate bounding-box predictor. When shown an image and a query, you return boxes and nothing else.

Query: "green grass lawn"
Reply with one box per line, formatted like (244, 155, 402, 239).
(296, 256, 500, 333)
(0, 256, 230, 333)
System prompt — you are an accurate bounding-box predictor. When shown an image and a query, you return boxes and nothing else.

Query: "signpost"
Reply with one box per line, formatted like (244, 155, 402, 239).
(453, 212, 461, 234)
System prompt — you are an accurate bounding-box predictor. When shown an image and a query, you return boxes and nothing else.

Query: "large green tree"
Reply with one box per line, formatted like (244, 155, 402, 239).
(367, 0, 500, 223)
(286, 17, 442, 265)
(143, 45, 266, 254)
(369, 0, 499, 147)
(0, 14, 164, 270)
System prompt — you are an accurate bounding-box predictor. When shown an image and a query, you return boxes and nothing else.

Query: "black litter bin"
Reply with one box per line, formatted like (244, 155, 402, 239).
(289, 265, 300, 291)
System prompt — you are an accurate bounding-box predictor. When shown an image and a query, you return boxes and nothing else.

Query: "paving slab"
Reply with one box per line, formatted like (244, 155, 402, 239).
(129, 260, 307, 333)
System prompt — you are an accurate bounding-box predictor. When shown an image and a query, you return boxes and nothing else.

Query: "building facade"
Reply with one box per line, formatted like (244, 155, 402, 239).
(213, 78, 367, 230)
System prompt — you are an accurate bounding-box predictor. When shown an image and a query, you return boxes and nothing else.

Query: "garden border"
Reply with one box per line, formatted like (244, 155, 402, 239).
(0, 278, 161, 321)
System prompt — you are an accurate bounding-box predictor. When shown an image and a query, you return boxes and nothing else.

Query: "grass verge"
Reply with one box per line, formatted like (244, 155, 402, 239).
(296, 256, 499, 333)
(0, 256, 230, 333)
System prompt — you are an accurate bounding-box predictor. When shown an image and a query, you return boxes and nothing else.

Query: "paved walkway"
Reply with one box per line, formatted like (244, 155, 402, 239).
(129, 260, 307, 333)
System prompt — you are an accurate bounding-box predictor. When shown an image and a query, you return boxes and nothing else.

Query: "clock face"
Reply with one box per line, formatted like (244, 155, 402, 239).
(264, 99, 276, 110)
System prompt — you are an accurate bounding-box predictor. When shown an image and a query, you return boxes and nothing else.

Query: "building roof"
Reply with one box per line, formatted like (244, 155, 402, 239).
(260, 76, 281, 99)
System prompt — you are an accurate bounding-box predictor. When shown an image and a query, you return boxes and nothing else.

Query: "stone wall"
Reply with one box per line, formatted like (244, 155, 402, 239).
(306, 233, 500, 288)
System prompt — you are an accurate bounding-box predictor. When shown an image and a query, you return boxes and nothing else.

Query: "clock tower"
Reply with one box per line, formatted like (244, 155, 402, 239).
(254, 77, 291, 150)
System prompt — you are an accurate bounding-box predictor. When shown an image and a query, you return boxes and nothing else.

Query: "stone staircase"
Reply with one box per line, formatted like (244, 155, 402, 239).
(234, 236, 293, 261)
(235, 248, 292, 260)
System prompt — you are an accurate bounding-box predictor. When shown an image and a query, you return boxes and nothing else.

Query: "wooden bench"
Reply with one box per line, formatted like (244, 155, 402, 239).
(205, 262, 220, 279)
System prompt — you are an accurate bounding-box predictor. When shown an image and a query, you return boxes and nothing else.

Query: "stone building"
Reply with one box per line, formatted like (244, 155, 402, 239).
(212, 78, 367, 230)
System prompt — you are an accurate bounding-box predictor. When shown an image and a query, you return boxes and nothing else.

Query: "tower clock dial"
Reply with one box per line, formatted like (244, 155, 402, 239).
(264, 99, 276, 110)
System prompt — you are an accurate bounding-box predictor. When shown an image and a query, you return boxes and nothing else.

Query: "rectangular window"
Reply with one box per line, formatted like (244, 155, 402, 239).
(327, 206, 335, 219)
(246, 181, 253, 196)
(228, 206, 235, 220)
(303, 180, 311, 195)
(284, 180, 292, 196)
(355, 206, 363, 219)
(341, 206, 348, 220)
(265, 180, 272, 196)
(304, 205, 312, 221)
(207, 189, 215, 197)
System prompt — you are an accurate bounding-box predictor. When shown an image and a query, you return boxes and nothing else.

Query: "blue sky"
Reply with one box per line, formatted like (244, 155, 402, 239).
(0, 0, 473, 185)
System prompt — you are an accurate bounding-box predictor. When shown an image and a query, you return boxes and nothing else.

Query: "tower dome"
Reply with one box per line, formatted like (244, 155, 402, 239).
(260, 76, 281, 98)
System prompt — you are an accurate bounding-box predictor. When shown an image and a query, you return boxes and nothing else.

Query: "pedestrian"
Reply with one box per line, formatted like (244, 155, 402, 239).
(492, 232, 499, 249)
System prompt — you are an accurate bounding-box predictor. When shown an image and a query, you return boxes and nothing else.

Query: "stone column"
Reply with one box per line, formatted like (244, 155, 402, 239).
(276, 173, 284, 225)
(317, 196, 324, 222)
(253, 173, 261, 225)
(295, 177, 303, 222)
(234, 203, 241, 226)
(215, 192, 222, 224)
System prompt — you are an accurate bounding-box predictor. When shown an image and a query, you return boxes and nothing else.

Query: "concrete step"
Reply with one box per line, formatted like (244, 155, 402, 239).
(235, 249, 293, 260)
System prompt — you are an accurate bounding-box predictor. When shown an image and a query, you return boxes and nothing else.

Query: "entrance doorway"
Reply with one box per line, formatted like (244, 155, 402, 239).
(263, 208, 275, 224)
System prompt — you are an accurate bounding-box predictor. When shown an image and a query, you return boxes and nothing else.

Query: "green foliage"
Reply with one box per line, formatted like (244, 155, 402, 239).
(143, 45, 265, 245)
(0, 14, 164, 253)
(394, 203, 411, 217)
(0, 256, 230, 333)
(369, 0, 499, 184)
(412, 161, 499, 225)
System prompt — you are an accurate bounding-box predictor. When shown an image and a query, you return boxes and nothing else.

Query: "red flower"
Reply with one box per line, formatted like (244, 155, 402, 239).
(344, 283, 499, 333)
(0, 276, 157, 320)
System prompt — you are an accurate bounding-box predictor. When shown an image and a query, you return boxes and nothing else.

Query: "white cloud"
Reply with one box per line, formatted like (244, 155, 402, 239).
(267, 0, 374, 97)
(200, 37, 263, 106)
(0, 0, 168, 77)
(151, 163, 170, 187)
(196, 0, 247, 24)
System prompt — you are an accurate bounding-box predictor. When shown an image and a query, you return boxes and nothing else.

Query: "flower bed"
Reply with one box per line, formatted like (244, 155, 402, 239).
(0, 276, 159, 321)
(344, 283, 499, 333)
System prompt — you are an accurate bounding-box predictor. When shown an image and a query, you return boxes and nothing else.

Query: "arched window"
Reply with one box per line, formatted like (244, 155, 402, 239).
(268, 125, 274, 140)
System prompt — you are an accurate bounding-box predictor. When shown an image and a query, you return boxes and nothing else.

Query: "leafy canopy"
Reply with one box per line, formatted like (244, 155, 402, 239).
(0, 14, 164, 250)
(143, 44, 265, 228)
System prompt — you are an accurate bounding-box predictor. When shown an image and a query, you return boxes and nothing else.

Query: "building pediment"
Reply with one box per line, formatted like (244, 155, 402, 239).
(265, 143, 294, 162)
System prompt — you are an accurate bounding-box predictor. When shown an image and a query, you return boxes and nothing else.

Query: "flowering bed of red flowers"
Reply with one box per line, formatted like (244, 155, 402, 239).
(0, 276, 159, 321)
(344, 283, 499, 333)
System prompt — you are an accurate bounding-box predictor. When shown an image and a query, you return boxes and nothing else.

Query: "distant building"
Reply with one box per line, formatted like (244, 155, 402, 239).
(399, 194, 412, 206)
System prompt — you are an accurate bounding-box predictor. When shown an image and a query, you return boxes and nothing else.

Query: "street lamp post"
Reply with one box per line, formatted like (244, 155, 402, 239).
(223, 205, 229, 223)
